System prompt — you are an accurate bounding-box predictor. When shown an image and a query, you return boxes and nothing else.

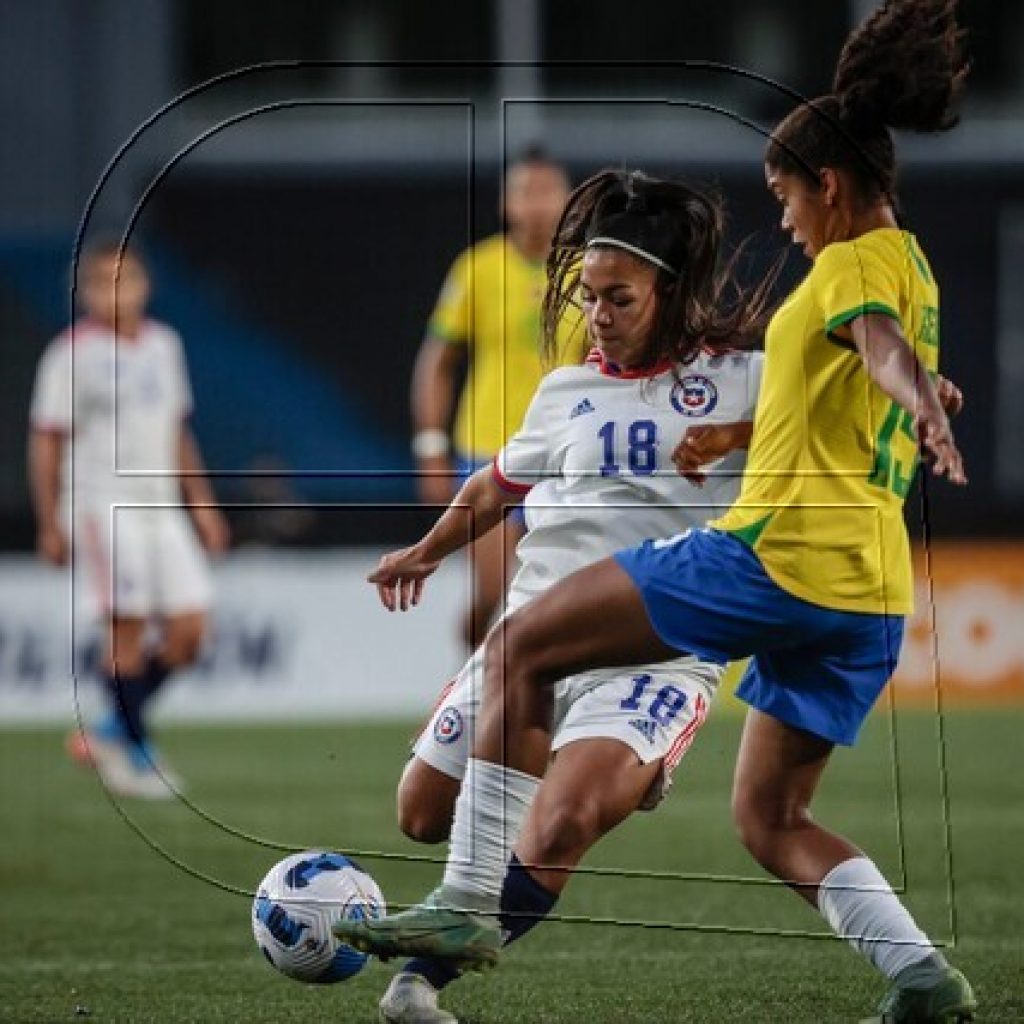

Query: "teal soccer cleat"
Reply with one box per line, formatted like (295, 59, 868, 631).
(333, 887, 502, 972)
(860, 967, 977, 1023)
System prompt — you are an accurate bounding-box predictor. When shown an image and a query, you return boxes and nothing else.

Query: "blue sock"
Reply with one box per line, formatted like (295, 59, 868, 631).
(497, 853, 559, 944)
(403, 854, 559, 992)
(103, 669, 148, 747)
(141, 656, 171, 703)
(402, 956, 461, 993)
(93, 710, 127, 743)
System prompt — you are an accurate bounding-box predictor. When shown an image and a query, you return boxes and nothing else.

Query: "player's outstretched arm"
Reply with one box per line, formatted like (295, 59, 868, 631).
(368, 466, 515, 611)
(178, 425, 231, 554)
(849, 312, 967, 485)
(28, 428, 69, 566)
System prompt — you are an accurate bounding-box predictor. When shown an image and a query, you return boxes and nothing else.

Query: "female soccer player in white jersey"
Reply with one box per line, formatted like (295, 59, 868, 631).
(340, 3, 977, 1022)
(362, 168, 774, 1023)
(29, 239, 229, 800)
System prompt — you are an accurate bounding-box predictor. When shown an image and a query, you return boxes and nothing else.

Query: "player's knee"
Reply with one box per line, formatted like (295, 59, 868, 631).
(163, 623, 206, 668)
(396, 802, 450, 845)
(108, 651, 146, 678)
(395, 766, 455, 845)
(733, 802, 768, 864)
(731, 785, 809, 866)
(107, 643, 146, 678)
(527, 797, 603, 864)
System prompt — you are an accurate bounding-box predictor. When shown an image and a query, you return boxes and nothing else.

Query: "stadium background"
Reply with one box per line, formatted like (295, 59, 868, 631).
(1, 4, 1023, 1022)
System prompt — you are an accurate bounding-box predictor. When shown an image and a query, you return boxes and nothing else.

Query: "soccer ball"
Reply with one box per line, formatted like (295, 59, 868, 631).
(252, 850, 385, 984)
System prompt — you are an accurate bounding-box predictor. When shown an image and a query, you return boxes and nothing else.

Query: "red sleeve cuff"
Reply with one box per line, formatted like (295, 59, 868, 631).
(492, 456, 533, 495)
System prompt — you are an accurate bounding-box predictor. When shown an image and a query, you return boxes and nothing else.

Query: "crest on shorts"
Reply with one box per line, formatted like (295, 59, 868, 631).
(434, 707, 463, 745)
(671, 374, 718, 417)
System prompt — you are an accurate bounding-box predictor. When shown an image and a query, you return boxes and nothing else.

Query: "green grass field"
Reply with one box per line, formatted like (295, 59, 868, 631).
(2, 709, 1022, 1023)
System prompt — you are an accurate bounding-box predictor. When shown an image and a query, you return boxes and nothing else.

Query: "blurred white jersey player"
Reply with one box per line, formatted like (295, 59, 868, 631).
(28, 239, 229, 799)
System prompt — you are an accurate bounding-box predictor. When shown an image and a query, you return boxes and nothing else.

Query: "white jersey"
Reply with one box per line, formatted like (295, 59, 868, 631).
(30, 318, 193, 505)
(494, 348, 763, 610)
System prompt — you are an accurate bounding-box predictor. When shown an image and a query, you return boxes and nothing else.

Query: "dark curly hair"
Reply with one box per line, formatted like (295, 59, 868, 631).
(542, 169, 775, 368)
(766, 0, 969, 205)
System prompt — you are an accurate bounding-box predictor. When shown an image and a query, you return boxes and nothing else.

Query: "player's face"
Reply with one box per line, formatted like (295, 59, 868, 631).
(79, 252, 150, 329)
(765, 166, 831, 260)
(578, 248, 660, 368)
(504, 162, 570, 243)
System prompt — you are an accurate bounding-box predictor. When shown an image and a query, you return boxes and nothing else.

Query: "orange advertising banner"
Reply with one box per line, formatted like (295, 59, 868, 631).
(892, 542, 1024, 705)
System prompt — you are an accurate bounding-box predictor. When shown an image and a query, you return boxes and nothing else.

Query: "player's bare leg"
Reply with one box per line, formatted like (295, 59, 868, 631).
(379, 740, 662, 1021)
(733, 709, 976, 1023)
(515, 738, 662, 895)
(161, 610, 207, 669)
(336, 557, 676, 966)
(731, 707, 853, 900)
(395, 757, 461, 845)
(71, 616, 174, 798)
(116, 609, 209, 792)
(473, 557, 675, 778)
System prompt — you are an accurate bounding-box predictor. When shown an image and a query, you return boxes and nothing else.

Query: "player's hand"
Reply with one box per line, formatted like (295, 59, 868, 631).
(936, 374, 964, 418)
(368, 544, 440, 611)
(37, 522, 69, 566)
(192, 506, 231, 555)
(417, 456, 456, 507)
(915, 407, 967, 485)
(672, 422, 749, 486)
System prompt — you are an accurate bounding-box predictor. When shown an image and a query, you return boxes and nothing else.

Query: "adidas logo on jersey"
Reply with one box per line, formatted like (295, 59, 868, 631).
(570, 397, 595, 419)
(628, 718, 657, 743)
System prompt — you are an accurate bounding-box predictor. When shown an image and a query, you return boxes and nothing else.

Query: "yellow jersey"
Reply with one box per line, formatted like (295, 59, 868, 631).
(712, 228, 940, 615)
(428, 233, 585, 458)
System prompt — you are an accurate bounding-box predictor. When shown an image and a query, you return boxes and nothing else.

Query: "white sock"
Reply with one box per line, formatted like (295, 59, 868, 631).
(442, 757, 540, 907)
(817, 857, 947, 983)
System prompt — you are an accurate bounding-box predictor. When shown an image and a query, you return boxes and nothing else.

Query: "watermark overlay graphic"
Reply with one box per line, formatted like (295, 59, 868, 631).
(55, 59, 962, 951)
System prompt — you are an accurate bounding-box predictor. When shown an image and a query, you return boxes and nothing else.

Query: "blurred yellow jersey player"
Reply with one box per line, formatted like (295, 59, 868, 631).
(429, 233, 584, 457)
(713, 227, 940, 614)
(412, 147, 584, 647)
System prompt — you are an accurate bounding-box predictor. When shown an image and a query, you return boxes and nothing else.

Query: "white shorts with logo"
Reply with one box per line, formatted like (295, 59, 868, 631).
(413, 645, 721, 810)
(74, 503, 212, 619)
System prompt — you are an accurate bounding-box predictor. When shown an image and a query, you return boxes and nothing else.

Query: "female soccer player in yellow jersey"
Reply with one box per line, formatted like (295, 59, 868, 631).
(411, 147, 584, 649)
(339, 3, 976, 1019)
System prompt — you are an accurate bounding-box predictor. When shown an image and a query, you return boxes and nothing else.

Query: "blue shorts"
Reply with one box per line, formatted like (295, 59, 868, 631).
(614, 529, 904, 746)
(456, 454, 527, 529)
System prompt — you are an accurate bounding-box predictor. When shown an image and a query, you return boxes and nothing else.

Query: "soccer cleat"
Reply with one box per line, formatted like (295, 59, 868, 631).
(80, 735, 177, 800)
(860, 967, 978, 1023)
(334, 889, 501, 972)
(129, 742, 186, 794)
(378, 972, 458, 1024)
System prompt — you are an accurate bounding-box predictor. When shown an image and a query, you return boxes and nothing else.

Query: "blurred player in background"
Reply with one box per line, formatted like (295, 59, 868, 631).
(411, 146, 584, 649)
(28, 239, 229, 799)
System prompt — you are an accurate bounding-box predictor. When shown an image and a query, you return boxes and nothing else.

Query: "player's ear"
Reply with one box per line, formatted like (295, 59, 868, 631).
(819, 168, 840, 206)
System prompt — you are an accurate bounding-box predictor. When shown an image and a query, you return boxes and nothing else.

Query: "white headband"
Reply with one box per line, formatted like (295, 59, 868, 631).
(586, 236, 678, 276)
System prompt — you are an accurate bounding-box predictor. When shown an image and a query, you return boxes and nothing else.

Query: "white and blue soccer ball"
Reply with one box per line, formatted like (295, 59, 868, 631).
(252, 850, 385, 984)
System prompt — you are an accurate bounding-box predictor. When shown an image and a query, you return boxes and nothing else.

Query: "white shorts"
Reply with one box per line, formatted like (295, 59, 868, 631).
(74, 504, 212, 619)
(413, 645, 721, 810)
